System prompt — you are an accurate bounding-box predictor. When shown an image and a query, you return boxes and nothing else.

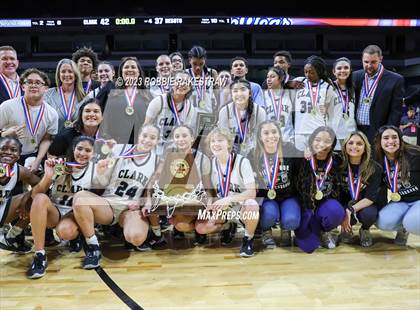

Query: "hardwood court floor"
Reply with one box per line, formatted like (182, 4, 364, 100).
(1, 227, 419, 310)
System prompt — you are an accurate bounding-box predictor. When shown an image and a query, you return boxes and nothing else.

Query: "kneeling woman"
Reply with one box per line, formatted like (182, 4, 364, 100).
(72, 124, 160, 269)
(295, 126, 344, 253)
(0, 136, 40, 254)
(375, 125, 420, 245)
(340, 131, 382, 247)
(254, 120, 301, 248)
(195, 127, 259, 257)
(27, 136, 95, 279)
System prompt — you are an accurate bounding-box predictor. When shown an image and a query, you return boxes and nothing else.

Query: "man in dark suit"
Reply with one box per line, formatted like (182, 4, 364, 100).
(0, 45, 21, 105)
(353, 45, 404, 143)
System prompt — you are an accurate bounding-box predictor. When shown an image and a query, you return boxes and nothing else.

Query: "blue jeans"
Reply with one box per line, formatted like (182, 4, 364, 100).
(376, 200, 420, 235)
(259, 197, 301, 231)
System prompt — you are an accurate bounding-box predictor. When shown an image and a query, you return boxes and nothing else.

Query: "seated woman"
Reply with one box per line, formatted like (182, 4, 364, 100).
(49, 98, 103, 157)
(375, 125, 420, 245)
(71, 124, 160, 270)
(0, 136, 40, 253)
(254, 120, 301, 249)
(295, 126, 345, 253)
(195, 127, 259, 257)
(27, 136, 96, 279)
(339, 131, 382, 247)
(145, 125, 212, 244)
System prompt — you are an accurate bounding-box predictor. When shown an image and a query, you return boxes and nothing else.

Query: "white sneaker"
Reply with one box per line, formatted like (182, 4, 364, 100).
(321, 231, 336, 249)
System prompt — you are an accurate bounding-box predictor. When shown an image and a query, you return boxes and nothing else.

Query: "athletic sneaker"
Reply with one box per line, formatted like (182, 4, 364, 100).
(82, 244, 101, 269)
(148, 233, 166, 248)
(321, 231, 336, 249)
(340, 231, 354, 244)
(239, 236, 255, 257)
(27, 252, 48, 279)
(0, 231, 32, 254)
(261, 230, 276, 249)
(221, 223, 237, 245)
(125, 241, 152, 252)
(68, 235, 82, 253)
(359, 228, 373, 247)
(394, 228, 409, 246)
(279, 229, 292, 247)
(44, 228, 60, 247)
(192, 232, 207, 246)
(173, 228, 185, 240)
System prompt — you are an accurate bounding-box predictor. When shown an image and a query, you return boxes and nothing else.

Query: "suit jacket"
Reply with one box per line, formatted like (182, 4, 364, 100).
(353, 68, 404, 141)
(0, 79, 23, 105)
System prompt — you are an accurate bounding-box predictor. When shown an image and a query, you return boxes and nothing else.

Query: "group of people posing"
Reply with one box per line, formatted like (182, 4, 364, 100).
(0, 43, 418, 280)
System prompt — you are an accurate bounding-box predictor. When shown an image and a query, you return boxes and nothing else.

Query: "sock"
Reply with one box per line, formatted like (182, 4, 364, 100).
(6, 226, 23, 239)
(35, 249, 46, 256)
(86, 235, 99, 246)
(244, 231, 254, 240)
(152, 226, 161, 237)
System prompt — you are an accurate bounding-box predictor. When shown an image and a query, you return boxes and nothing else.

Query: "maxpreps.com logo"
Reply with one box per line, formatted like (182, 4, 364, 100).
(197, 208, 259, 221)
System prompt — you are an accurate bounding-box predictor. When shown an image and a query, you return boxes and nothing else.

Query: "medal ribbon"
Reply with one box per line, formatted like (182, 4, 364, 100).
(216, 154, 233, 198)
(363, 64, 384, 100)
(334, 81, 349, 114)
(169, 96, 189, 125)
(0, 163, 16, 177)
(309, 156, 333, 192)
(189, 68, 205, 101)
(347, 164, 362, 201)
(115, 145, 149, 160)
(84, 79, 92, 93)
(233, 106, 248, 143)
(263, 152, 280, 190)
(307, 80, 320, 109)
(0, 73, 20, 98)
(269, 89, 284, 120)
(124, 87, 137, 109)
(21, 97, 45, 138)
(58, 87, 76, 121)
(384, 156, 399, 193)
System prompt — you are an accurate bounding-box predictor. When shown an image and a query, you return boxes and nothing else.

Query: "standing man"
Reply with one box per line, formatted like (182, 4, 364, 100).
(72, 46, 100, 94)
(230, 57, 265, 107)
(354, 45, 404, 143)
(0, 46, 22, 104)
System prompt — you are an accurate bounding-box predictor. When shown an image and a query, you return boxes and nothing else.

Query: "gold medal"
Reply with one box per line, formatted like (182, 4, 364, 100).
(199, 100, 206, 109)
(54, 164, 65, 176)
(107, 158, 116, 168)
(125, 106, 135, 115)
(101, 144, 111, 155)
(390, 192, 401, 202)
(30, 138, 37, 145)
(267, 189, 276, 200)
(64, 120, 73, 128)
(0, 166, 6, 177)
(315, 190, 324, 200)
(311, 109, 317, 116)
(363, 97, 371, 104)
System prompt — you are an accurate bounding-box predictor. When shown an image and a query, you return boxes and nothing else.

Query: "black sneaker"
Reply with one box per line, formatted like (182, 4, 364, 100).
(68, 235, 82, 253)
(148, 233, 166, 248)
(27, 252, 48, 279)
(44, 228, 60, 247)
(253, 227, 262, 239)
(160, 216, 172, 232)
(82, 244, 101, 269)
(0, 231, 32, 254)
(221, 223, 237, 245)
(173, 228, 185, 240)
(193, 232, 207, 246)
(125, 241, 152, 252)
(240, 236, 255, 257)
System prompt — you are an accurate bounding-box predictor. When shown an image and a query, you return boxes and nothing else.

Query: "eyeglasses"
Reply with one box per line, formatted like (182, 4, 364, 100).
(24, 80, 45, 87)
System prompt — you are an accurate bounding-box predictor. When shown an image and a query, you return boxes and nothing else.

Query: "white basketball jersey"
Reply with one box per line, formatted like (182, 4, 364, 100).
(103, 149, 158, 201)
(50, 162, 95, 212)
(0, 163, 19, 221)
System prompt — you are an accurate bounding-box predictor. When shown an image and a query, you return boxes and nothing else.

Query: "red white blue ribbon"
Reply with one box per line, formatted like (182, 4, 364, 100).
(0, 163, 16, 177)
(233, 106, 248, 144)
(269, 89, 284, 120)
(363, 64, 384, 101)
(84, 79, 92, 93)
(307, 80, 321, 109)
(58, 87, 76, 121)
(384, 156, 399, 193)
(334, 81, 349, 114)
(309, 156, 333, 192)
(189, 68, 206, 101)
(169, 95, 189, 125)
(21, 97, 45, 139)
(124, 87, 137, 109)
(115, 145, 149, 160)
(216, 154, 233, 198)
(347, 164, 362, 201)
(263, 152, 280, 190)
(0, 73, 20, 99)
